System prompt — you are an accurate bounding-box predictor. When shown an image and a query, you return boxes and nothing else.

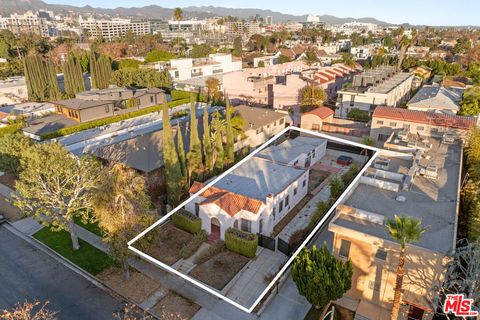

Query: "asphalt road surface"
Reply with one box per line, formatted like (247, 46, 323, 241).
(0, 225, 123, 319)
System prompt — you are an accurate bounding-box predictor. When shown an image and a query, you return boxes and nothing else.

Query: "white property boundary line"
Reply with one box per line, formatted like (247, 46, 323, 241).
(128, 126, 381, 313)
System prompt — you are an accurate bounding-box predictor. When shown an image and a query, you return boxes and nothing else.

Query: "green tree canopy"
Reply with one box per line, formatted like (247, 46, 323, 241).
(292, 244, 353, 311)
(13, 143, 102, 250)
(299, 85, 328, 112)
(190, 44, 214, 58)
(145, 49, 176, 63)
(110, 68, 170, 89)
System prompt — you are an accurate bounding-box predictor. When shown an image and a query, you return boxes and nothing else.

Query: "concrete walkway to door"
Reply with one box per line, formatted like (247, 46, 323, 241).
(221, 246, 287, 309)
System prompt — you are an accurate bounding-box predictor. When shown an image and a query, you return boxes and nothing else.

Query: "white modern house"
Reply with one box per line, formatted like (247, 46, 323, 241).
(169, 53, 242, 82)
(186, 136, 327, 240)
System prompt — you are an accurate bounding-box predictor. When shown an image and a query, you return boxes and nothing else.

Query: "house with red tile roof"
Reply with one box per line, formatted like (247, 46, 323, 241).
(185, 136, 327, 240)
(300, 107, 335, 131)
(371, 106, 476, 142)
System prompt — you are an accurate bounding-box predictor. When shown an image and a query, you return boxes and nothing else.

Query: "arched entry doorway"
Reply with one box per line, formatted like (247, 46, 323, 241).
(210, 217, 221, 242)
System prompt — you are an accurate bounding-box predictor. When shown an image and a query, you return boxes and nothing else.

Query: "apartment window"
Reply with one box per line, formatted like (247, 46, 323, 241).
(150, 96, 154, 103)
(302, 179, 307, 188)
(279, 118, 284, 125)
(350, 95, 355, 107)
(389, 122, 397, 127)
(256, 127, 263, 134)
(312, 149, 316, 158)
(273, 207, 276, 220)
(259, 219, 263, 234)
(339, 239, 351, 258)
(376, 120, 384, 125)
(279, 200, 284, 213)
(267, 124, 270, 129)
(136, 98, 141, 106)
(293, 160, 299, 166)
(241, 219, 252, 233)
(294, 187, 298, 196)
(195, 203, 200, 217)
(174, 71, 179, 79)
(274, 121, 277, 126)
(375, 248, 387, 261)
(416, 126, 424, 132)
(285, 195, 290, 207)
(105, 105, 110, 113)
(312, 124, 320, 131)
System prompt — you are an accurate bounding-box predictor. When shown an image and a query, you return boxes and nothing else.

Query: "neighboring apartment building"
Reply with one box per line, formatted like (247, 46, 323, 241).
(370, 106, 476, 142)
(300, 106, 335, 131)
(223, 61, 309, 106)
(328, 131, 463, 320)
(0, 12, 49, 37)
(169, 53, 242, 82)
(53, 87, 166, 123)
(225, 20, 262, 38)
(186, 136, 327, 240)
(79, 17, 150, 41)
(406, 85, 464, 115)
(336, 66, 414, 117)
(234, 105, 289, 148)
(0, 76, 28, 105)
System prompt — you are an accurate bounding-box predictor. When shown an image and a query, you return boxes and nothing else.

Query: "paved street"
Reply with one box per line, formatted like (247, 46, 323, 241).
(0, 225, 123, 319)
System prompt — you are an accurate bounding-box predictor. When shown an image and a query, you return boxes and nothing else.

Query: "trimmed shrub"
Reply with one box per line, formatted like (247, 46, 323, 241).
(307, 200, 333, 231)
(171, 90, 191, 101)
(225, 227, 258, 258)
(289, 228, 310, 249)
(171, 210, 201, 234)
(341, 164, 360, 185)
(40, 98, 190, 140)
(346, 108, 370, 122)
(180, 230, 208, 259)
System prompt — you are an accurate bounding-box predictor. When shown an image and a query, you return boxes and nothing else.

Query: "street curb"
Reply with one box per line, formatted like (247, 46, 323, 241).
(3, 222, 160, 320)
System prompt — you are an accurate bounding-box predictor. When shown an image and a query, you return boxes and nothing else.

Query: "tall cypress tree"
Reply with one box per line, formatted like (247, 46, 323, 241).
(213, 112, 225, 173)
(90, 53, 112, 90)
(202, 107, 213, 176)
(187, 95, 203, 180)
(176, 123, 187, 180)
(64, 53, 85, 98)
(24, 54, 60, 102)
(225, 97, 235, 165)
(162, 103, 184, 206)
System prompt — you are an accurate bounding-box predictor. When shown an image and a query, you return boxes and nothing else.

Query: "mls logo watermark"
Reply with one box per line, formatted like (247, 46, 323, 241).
(443, 294, 479, 317)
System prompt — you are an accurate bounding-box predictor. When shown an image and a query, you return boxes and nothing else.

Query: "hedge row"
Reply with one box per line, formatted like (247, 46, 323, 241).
(40, 98, 190, 140)
(172, 210, 202, 234)
(225, 227, 258, 258)
(0, 122, 24, 138)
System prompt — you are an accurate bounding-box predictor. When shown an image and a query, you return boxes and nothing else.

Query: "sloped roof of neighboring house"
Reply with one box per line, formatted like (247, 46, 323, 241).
(372, 106, 476, 130)
(258, 136, 326, 165)
(303, 106, 334, 120)
(53, 98, 116, 110)
(234, 105, 287, 131)
(278, 48, 296, 60)
(189, 181, 264, 217)
(407, 85, 463, 113)
(212, 156, 307, 201)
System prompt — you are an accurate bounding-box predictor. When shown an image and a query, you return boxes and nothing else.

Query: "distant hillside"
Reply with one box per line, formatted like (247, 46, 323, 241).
(0, 0, 392, 26)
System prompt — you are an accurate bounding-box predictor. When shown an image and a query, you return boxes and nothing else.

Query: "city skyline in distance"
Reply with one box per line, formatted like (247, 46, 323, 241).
(41, 0, 480, 27)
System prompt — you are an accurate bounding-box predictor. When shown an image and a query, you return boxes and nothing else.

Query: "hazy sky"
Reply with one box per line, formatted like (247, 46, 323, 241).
(44, 0, 478, 26)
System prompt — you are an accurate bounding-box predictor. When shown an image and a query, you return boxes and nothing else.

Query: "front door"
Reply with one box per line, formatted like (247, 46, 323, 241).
(210, 218, 221, 242)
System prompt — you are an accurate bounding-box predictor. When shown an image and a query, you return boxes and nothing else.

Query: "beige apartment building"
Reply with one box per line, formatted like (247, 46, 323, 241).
(328, 129, 464, 320)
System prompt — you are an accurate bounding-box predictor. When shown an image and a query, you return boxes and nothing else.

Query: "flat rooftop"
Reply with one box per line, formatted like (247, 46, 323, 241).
(258, 136, 326, 165)
(213, 157, 307, 201)
(333, 137, 461, 254)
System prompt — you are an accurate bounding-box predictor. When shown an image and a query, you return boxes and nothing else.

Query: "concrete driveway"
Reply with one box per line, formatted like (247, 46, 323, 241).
(0, 225, 123, 319)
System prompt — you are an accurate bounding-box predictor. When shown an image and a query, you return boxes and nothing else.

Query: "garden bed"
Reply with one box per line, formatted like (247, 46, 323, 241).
(0, 172, 16, 189)
(33, 227, 114, 275)
(190, 249, 250, 290)
(308, 170, 330, 193)
(151, 291, 200, 320)
(0, 194, 22, 221)
(145, 222, 193, 265)
(97, 267, 161, 304)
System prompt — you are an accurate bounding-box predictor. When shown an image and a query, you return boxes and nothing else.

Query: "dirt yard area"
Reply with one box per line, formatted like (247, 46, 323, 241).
(0, 172, 16, 190)
(0, 195, 23, 221)
(97, 267, 161, 304)
(146, 222, 193, 265)
(151, 292, 200, 320)
(190, 250, 249, 290)
(308, 170, 330, 193)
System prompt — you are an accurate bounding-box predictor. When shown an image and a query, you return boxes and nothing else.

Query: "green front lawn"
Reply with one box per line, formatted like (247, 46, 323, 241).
(33, 227, 114, 275)
(73, 216, 104, 237)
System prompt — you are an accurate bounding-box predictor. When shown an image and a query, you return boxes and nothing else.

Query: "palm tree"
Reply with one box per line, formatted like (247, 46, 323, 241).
(173, 8, 183, 55)
(386, 215, 428, 320)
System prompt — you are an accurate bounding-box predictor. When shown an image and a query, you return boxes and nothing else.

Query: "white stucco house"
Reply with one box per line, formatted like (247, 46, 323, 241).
(186, 136, 327, 241)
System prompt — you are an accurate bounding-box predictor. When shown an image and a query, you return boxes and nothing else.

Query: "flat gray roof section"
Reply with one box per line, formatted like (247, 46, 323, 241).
(53, 98, 115, 110)
(213, 157, 307, 201)
(407, 85, 463, 112)
(335, 139, 461, 254)
(258, 136, 326, 165)
(234, 105, 287, 131)
(22, 114, 78, 136)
